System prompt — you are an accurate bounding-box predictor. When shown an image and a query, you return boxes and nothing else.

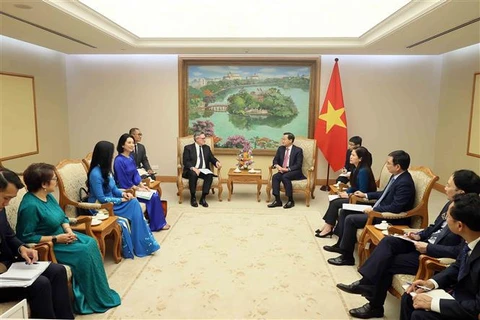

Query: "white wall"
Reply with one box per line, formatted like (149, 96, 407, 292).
(0, 36, 70, 172)
(65, 55, 179, 175)
(319, 55, 442, 178)
(65, 54, 443, 181)
(434, 44, 480, 183)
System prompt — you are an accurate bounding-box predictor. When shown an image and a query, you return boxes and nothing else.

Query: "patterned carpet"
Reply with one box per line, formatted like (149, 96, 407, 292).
(80, 208, 353, 319)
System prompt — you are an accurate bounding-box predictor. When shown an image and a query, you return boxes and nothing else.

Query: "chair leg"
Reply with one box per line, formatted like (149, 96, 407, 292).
(218, 186, 223, 202)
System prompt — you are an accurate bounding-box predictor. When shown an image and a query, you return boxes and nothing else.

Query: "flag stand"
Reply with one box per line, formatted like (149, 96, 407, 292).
(319, 164, 331, 191)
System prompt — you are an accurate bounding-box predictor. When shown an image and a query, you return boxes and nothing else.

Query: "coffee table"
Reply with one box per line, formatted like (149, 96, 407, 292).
(227, 168, 262, 202)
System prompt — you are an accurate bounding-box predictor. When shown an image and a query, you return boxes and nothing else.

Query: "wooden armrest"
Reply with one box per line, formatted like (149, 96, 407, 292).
(381, 212, 408, 219)
(415, 254, 451, 280)
(387, 225, 406, 235)
(32, 241, 57, 263)
(349, 195, 376, 205)
(69, 215, 93, 237)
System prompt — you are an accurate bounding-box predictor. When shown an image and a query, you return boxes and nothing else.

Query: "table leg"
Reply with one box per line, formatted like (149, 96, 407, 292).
(256, 179, 261, 202)
(227, 178, 233, 201)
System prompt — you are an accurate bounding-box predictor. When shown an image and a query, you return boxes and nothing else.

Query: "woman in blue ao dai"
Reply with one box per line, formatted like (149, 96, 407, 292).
(87, 141, 160, 258)
(113, 133, 170, 231)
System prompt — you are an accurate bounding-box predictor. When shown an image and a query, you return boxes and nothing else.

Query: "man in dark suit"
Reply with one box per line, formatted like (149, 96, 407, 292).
(337, 169, 480, 318)
(401, 193, 480, 320)
(0, 167, 74, 319)
(182, 132, 221, 208)
(267, 132, 305, 209)
(324, 150, 416, 266)
(130, 127, 155, 180)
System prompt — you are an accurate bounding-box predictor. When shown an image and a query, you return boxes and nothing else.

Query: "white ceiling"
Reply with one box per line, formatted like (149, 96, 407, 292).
(0, 0, 479, 55)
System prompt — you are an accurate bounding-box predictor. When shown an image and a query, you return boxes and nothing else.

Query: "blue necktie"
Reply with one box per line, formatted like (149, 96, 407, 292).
(457, 244, 471, 281)
(373, 176, 394, 209)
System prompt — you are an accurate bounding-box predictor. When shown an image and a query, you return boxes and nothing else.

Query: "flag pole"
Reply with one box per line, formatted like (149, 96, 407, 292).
(319, 164, 331, 191)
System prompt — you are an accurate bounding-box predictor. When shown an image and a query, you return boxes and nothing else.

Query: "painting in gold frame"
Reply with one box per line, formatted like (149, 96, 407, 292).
(178, 56, 320, 155)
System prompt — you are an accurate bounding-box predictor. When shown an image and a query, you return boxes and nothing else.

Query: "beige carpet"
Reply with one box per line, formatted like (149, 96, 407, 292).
(75, 184, 450, 320)
(82, 208, 353, 319)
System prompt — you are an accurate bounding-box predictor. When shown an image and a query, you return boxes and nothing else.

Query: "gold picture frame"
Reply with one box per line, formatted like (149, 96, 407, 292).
(467, 72, 480, 158)
(0, 72, 39, 162)
(178, 56, 320, 155)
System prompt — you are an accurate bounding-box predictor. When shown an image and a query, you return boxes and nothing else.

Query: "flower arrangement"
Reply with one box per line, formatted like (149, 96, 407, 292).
(236, 146, 254, 170)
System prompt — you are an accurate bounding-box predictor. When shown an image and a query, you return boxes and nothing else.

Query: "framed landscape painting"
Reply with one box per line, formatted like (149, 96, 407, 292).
(178, 56, 320, 155)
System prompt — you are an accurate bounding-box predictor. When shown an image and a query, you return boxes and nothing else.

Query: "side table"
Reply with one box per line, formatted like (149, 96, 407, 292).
(358, 225, 409, 268)
(227, 168, 262, 202)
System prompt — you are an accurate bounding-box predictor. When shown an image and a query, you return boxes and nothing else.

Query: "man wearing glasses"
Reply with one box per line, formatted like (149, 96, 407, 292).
(182, 132, 221, 207)
(129, 127, 155, 180)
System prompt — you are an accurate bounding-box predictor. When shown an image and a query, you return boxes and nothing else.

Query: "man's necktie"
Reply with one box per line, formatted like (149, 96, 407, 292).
(373, 176, 394, 209)
(282, 148, 290, 168)
(199, 147, 204, 169)
(457, 244, 471, 281)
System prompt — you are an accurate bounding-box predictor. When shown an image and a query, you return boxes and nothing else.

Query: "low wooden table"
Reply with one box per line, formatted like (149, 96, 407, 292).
(358, 224, 409, 268)
(227, 168, 262, 202)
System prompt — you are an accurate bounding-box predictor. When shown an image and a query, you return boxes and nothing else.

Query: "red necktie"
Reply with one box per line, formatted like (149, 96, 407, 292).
(282, 148, 290, 167)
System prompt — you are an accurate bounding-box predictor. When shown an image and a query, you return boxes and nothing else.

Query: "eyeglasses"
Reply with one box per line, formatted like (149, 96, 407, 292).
(51, 177, 58, 181)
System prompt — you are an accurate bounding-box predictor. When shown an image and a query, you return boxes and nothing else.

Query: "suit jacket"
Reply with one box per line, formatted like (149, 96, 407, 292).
(366, 171, 415, 213)
(0, 208, 24, 266)
(182, 143, 218, 177)
(432, 241, 480, 319)
(272, 145, 305, 177)
(419, 201, 463, 258)
(133, 143, 152, 171)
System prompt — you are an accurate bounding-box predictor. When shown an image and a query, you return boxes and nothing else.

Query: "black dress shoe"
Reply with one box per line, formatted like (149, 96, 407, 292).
(337, 281, 373, 296)
(323, 243, 344, 254)
(315, 230, 333, 238)
(199, 198, 209, 207)
(283, 200, 295, 209)
(327, 255, 355, 266)
(267, 200, 283, 208)
(190, 198, 198, 207)
(349, 303, 384, 319)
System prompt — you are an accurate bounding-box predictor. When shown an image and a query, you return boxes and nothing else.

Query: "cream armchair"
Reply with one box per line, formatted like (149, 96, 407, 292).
(176, 135, 223, 203)
(1, 183, 73, 316)
(55, 159, 122, 263)
(357, 166, 439, 266)
(266, 137, 317, 207)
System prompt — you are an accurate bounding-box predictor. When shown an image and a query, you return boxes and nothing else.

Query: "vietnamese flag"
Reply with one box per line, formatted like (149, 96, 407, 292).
(314, 59, 347, 172)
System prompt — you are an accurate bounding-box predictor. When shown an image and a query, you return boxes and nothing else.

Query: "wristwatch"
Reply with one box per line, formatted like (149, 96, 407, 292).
(52, 236, 57, 244)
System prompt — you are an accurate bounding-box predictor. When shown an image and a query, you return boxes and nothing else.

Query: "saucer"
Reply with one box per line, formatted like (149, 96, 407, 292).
(91, 219, 102, 226)
(95, 213, 109, 220)
(374, 224, 388, 230)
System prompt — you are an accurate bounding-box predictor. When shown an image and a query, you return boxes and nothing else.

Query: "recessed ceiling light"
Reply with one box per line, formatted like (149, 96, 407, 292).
(14, 4, 33, 9)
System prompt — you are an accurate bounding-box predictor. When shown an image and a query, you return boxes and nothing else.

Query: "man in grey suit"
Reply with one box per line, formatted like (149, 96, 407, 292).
(130, 127, 155, 180)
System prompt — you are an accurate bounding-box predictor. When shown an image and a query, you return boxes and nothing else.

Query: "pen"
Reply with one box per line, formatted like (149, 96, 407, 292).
(25, 262, 38, 265)
(406, 281, 432, 292)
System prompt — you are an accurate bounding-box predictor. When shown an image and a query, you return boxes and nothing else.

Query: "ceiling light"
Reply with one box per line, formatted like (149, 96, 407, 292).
(78, 0, 413, 38)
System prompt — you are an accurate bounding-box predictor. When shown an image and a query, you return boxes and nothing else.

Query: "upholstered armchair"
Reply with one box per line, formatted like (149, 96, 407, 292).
(357, 166, 439, 266)
(176, 135, 223, 203)
(1, 183, 73, 315)
(389, 254, 455, 298)
(55, 159, 122, 263)
(266, 137, 317, 207)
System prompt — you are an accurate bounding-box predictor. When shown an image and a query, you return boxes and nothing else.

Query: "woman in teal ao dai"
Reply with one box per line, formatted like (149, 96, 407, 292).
(114, 133, 169, 232)
(87, 140, 160, 258)
(16, 163, 121, 315)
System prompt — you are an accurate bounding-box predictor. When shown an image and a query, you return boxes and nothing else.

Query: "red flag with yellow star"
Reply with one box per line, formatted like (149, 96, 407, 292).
(314, 59, 347, 172)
